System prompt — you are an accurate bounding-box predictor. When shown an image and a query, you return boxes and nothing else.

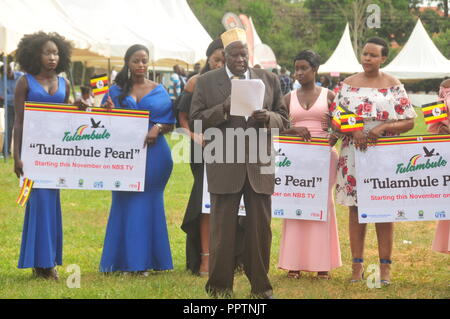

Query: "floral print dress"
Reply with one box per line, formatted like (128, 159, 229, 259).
(333, 83, 417, 207)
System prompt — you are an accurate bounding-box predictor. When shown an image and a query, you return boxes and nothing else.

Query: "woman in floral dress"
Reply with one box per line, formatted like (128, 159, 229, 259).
(332, 37, 416, 285)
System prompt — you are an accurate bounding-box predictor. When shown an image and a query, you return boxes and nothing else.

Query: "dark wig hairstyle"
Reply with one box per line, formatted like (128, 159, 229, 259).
(15, 31, 72, 75)
(114, 44, 150, 106)
(200, 38, 224, 75)
(293, 49, 321, 70)
(365, 37, 389, 57)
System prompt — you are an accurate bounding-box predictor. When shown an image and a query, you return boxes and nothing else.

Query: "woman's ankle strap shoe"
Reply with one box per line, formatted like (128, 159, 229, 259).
(380, 259, 392, 264)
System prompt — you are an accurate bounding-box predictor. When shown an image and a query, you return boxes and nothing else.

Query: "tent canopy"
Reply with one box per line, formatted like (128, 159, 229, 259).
(0, 0, 212, 67)
(318, 23, 363, 74)
(382, 19, 450, 80)
(0, 0, 106, 56)
(249, 17, 277, 69)
(58, 0, 212, 67)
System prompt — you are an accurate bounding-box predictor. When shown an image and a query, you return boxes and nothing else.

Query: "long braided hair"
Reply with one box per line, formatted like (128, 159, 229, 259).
(115, 44, 149, 106)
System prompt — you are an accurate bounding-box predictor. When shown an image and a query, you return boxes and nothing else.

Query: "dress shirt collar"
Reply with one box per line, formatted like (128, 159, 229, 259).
(225, 65, 250, 80)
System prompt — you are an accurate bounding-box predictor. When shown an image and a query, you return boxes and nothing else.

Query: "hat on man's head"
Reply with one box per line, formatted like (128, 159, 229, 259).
(221, 28, 247, 49)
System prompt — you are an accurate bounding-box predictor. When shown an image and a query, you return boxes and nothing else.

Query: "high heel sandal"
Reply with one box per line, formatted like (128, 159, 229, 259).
(316, 271, 331, 280)
(380, 259, 392, 286)
(199, 253, 209, 277)
(287, 271, 301, 279)
(33, 267, 59, 280)
(350, 258, 364, 283)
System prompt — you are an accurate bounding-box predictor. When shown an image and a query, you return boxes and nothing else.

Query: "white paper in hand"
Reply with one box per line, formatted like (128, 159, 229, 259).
(230, 79, 265, 117)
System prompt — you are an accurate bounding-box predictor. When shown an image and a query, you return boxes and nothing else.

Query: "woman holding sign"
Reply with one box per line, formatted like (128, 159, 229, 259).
(13, 32, 72, 280)
(99, 45, 176, 274)
(429, 79, 450, 255)
(278, 50, 342, 280)
(331, 38, 416, 285)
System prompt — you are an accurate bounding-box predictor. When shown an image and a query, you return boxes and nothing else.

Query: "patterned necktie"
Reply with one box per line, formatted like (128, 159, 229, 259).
(231, 75, 245, 80)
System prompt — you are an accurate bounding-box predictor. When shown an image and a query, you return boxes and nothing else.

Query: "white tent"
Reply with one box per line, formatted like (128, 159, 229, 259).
(0, 0, 212, 66)
(318, 23, 363, 74)
(0, 0, 107, 156)
(249, 17, 277, 69)
(57, 0, 212, 67)
(0, 0, 106, 56)
(382, 19, 450, 79)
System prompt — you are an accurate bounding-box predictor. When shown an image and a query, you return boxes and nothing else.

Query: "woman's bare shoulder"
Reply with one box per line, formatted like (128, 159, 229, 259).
(342, 73, 362, 86)
(184, 75, 199, 93)
(382, 72, 401, 86)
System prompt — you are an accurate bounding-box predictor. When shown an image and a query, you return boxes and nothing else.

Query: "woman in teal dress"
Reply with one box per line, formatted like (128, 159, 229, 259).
(13, 32, 72, 280)
(100, 45, 176, 274)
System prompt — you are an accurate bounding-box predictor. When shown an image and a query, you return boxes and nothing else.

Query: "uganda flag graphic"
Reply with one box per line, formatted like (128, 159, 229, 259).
(90, 74, 109, 96)
(332, 105, 364, 132)
(421, 101, 448, 124)
(17, 178, 34, 207)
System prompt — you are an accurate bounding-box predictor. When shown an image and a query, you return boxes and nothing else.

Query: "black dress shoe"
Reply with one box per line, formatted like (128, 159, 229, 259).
(206, 287, 233, 299)
(251, 290, 275, 299)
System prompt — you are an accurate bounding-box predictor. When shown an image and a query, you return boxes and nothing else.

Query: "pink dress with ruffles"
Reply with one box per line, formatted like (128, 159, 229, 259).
(428, 86, 450, 254)
(278, 87, 342, 272)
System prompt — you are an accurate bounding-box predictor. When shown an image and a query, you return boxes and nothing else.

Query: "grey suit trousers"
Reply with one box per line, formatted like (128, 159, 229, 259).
(206, 177, 272, 296)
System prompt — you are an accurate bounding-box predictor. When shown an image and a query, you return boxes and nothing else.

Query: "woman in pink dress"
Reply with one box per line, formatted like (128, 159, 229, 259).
(428, 79, 450, 255)
(278, 50, 342, 279)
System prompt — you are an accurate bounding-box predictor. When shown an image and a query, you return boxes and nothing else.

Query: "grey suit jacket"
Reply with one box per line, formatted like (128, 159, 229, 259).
(189, 67, 289, 195)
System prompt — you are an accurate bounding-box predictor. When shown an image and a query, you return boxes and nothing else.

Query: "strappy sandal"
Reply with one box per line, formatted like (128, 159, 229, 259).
(316, 271, 331, 280)
(350, 258, 364, 283)
(380, 259, 392, 286)
(287, 270, 301, 279)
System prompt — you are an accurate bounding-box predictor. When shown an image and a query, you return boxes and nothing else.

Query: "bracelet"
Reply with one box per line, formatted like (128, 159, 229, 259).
(155, 123, 163, 133)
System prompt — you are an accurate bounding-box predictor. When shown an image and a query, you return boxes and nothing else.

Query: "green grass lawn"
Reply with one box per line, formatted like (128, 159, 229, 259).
(0, 110, 448, 299)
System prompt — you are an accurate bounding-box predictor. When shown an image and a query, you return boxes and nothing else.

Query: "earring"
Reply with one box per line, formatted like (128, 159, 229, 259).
(127, 67, 131, 79)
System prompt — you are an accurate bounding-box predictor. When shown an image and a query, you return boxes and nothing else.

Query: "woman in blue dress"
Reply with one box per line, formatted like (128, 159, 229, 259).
(100, 45, 176, 274)
(13, 32, 72, 280)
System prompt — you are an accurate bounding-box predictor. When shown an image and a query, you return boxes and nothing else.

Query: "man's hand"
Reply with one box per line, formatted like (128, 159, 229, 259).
(252, 109, 269, 124)
(222, 96, 231, 114)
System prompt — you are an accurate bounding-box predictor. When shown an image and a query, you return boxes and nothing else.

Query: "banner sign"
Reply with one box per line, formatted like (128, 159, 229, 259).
(271, 136, 330, 221)
(355, 135, 450, 223)
(21, 102, 149, 191)
(201, 136, 331, 221)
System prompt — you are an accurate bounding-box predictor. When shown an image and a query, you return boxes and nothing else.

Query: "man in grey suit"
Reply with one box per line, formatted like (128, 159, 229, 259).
(190, 28, 289, 298)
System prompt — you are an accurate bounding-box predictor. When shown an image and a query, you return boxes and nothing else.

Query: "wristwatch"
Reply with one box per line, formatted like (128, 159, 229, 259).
(155, 123, 163, 132)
